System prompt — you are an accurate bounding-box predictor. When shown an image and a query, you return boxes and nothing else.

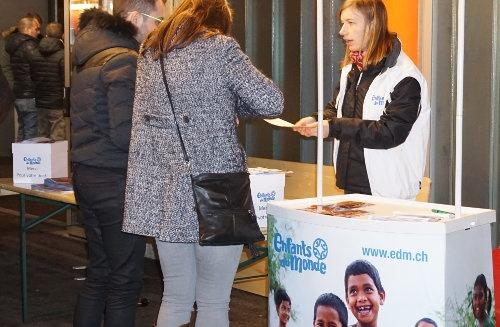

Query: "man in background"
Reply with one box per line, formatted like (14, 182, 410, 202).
(70, 0, 165, 325)
(31, 22, 65, 140)
(5, 16, 40, 141)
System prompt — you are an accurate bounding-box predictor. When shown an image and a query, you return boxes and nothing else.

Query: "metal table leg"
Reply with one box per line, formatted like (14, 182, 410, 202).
(234, 246, 268, 282)
(20, 194, 27, 322)
(18, 194, 74, 322)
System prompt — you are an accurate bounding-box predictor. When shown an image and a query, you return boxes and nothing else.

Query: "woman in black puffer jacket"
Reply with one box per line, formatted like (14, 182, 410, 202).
(294, 0, 430, 200)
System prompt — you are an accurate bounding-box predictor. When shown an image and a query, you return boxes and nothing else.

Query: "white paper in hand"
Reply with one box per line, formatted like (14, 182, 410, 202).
(264, 118, 295, 128)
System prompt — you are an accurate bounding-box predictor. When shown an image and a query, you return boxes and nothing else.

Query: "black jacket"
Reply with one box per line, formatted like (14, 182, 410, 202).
(5, 32, 39, 98)
(70, 9, 139, 169)
(31, 37, 64, 109)
(321, 38, 421, 194)
(0, 68, 14, 123)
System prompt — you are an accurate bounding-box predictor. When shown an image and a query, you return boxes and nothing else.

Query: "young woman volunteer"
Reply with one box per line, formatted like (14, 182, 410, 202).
(294, 0, 430, 200)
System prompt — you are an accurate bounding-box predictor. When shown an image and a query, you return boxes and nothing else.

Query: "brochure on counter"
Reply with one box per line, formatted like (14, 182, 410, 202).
(301, 200, 453, 222)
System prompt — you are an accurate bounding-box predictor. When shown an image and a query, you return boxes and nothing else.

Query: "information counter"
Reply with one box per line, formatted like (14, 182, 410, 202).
(267, 194, 495, 326)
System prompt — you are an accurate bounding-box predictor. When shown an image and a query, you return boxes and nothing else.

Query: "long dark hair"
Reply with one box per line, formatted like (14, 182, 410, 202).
(142, 0, 232, 58)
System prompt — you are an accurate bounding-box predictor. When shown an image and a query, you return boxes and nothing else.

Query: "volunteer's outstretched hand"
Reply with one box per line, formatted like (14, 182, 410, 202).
(293, 117, 329, 138)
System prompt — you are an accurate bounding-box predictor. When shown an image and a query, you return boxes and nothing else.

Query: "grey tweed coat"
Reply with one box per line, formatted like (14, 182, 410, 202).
(122, 35, 284, 242)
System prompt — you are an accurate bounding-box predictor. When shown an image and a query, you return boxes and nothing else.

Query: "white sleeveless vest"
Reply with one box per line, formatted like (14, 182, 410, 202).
(334, 51, 431, 199)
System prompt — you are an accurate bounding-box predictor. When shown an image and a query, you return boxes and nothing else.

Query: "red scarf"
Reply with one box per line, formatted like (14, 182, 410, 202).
(349, 51, 365, 70)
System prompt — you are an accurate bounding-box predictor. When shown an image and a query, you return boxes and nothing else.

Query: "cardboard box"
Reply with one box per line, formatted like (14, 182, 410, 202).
(249, 168, 286, 229)
(12, 141, 68, 184)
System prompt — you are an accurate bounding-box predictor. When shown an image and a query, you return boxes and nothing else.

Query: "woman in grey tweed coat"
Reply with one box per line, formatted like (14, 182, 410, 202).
(122, 0, 283, 326)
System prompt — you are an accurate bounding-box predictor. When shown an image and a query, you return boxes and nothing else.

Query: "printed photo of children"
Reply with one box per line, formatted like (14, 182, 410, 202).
(313, 293, 348, 327)
(415, 317, 438, 327)
(472, 274, 494, 327)
(274, 288, 292, 327)
(344, 260, 385, 327)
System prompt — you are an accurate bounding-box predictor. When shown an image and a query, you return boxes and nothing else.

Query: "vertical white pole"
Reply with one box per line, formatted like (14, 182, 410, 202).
(316, 0, 324, 205)
(455, 0, 464, 218)
(63, 0, 70, 88)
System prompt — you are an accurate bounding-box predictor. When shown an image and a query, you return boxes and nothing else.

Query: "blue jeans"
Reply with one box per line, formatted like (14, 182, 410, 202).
(156, 241, 243, 327)
(72, 164, 146, 327)
(14, 98, 37, 141)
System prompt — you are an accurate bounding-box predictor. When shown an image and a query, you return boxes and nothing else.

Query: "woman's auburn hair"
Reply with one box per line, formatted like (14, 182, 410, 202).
(339, 0, 396, 69)
(142, 0, 232, 58)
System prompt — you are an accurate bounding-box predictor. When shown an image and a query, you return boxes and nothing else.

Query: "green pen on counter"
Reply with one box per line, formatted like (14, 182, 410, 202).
(431, 208, 455, 216)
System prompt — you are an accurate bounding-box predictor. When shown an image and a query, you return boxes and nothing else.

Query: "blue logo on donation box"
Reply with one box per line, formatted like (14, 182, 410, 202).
(257, 191, 276, 202)
(273, 232, 328, 275)
(23, 157, 42, 165)
(313, 238, 328, 260)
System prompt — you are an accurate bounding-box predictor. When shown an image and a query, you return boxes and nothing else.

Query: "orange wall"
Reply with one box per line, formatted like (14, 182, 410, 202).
(384, 0, 419, 64)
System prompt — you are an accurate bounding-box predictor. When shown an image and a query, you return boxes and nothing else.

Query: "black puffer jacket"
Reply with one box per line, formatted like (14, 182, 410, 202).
(0, 68, 14, 123)
(70, 9, 138, 169)
(31, 37, 64, 109)
(5, 32, 39, 98)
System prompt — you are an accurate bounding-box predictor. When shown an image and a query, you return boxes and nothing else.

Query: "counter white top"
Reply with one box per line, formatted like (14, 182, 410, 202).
(267, 194, 495, 234)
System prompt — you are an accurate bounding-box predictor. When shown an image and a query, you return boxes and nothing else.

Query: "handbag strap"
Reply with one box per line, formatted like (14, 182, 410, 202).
(159, 55, 190, 162)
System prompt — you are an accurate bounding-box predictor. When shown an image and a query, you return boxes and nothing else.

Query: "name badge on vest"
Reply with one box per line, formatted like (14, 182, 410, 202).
(371, 95, 385, 106)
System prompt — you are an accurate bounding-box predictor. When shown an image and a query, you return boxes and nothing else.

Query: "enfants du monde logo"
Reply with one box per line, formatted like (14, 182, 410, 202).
(23, 156, 42, 165)
(257, 191, 276, 202)
(273, 232, 328, 274)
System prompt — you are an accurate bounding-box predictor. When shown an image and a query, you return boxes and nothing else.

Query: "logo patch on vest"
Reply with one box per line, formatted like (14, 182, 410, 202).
(371, 95, 385, 106)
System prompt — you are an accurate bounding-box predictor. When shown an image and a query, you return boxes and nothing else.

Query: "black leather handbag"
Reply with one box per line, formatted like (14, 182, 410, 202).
(159, 56, 264, 246)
